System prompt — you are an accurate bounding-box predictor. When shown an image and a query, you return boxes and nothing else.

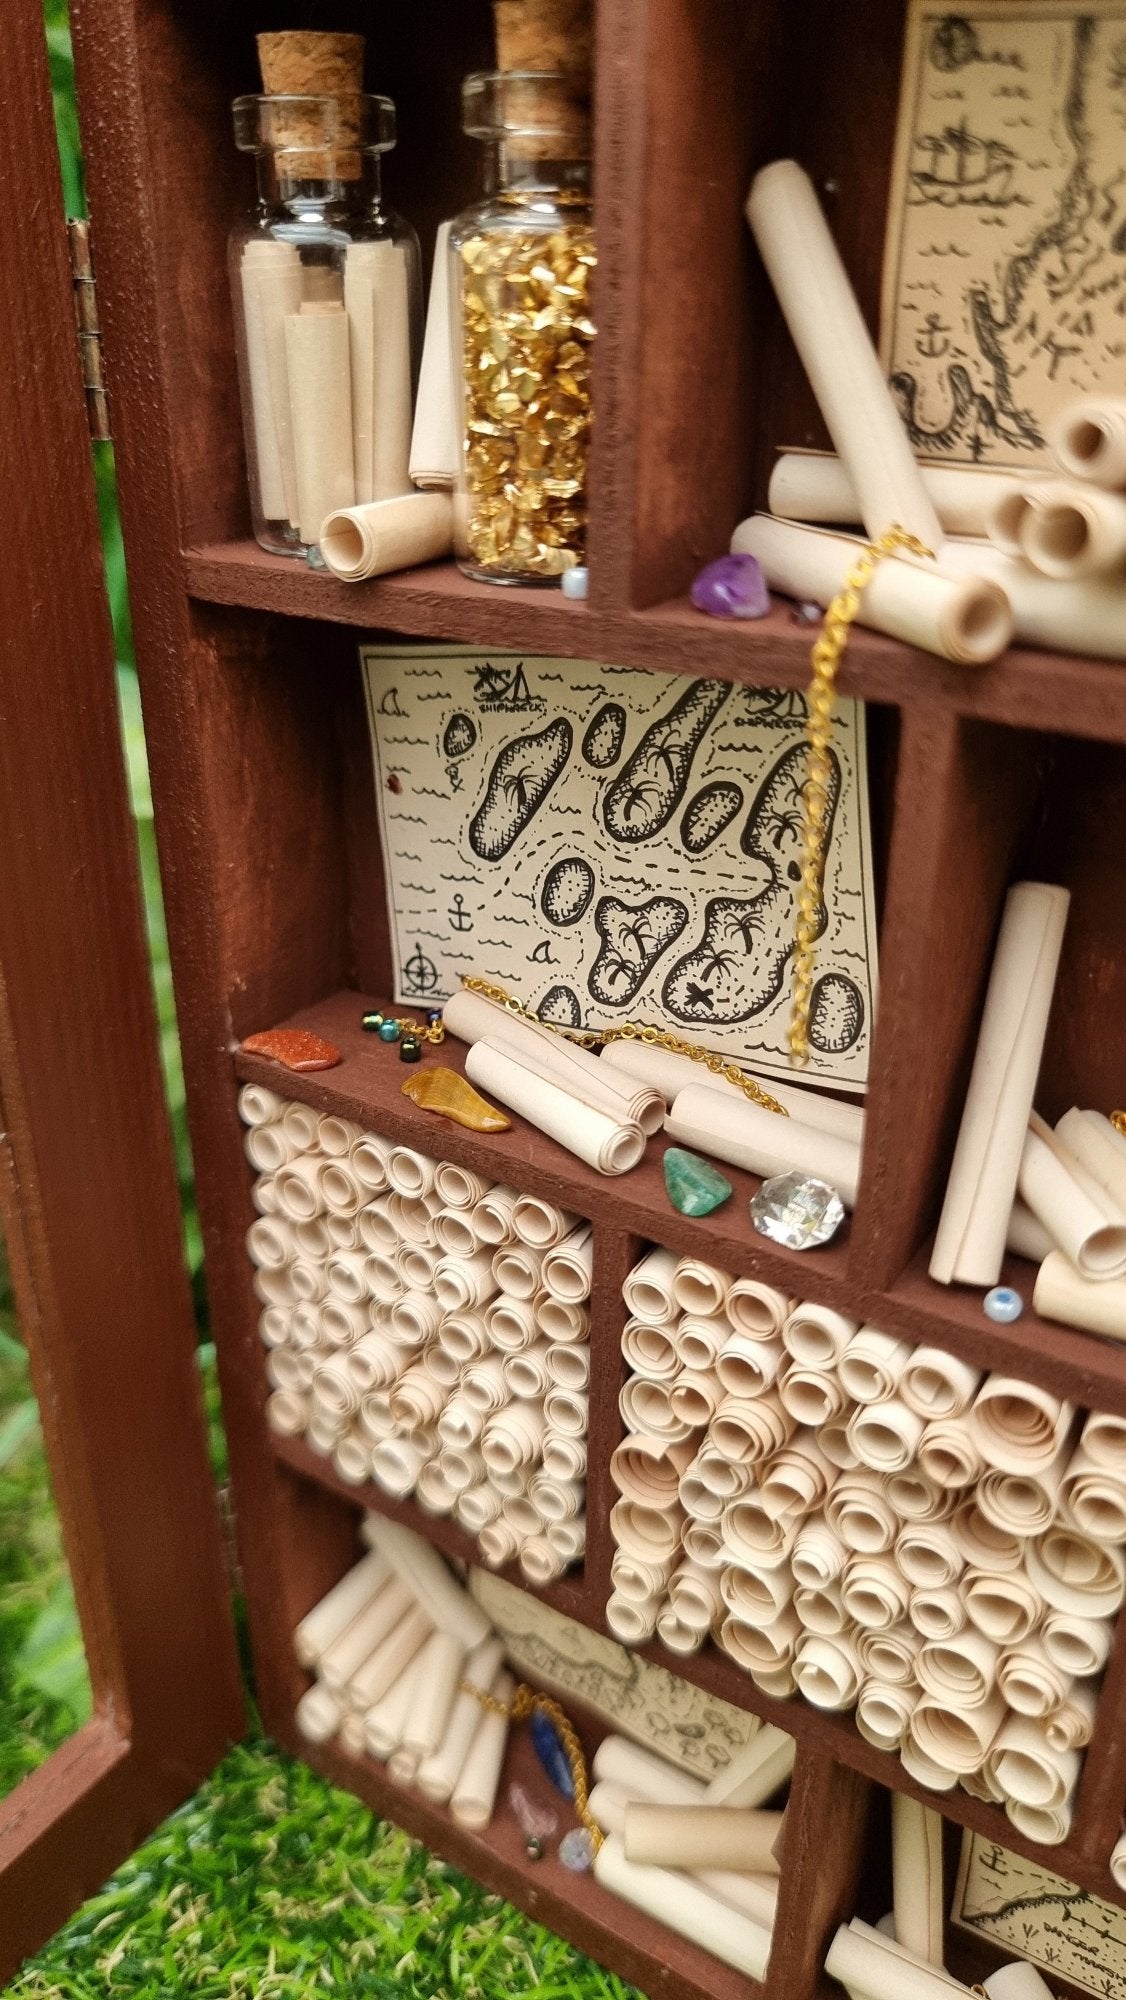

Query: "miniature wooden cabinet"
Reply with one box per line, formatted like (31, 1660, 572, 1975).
(12, 0, 1123, 1994)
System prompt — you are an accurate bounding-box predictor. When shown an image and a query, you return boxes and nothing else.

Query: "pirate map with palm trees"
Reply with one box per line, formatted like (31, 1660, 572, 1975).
(880, 2, 1126, 470)
(361, 646, 877, 1090)
(954, 1832, 1126, 1998)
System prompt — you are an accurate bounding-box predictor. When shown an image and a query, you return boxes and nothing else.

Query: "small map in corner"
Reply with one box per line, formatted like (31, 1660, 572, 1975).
(954, 1831, 1126, 1999)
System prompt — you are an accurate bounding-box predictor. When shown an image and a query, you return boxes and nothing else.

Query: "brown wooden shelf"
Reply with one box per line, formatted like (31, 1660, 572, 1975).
(233, 988, 1126, 1412)
(273, 1431, 590, 1624)
(185, 540, 1126, 744)
(272, 1700, 769, 2000)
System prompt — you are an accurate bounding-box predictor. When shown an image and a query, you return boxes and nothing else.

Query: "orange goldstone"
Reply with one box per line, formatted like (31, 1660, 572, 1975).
(240, 1028, 342, 1072)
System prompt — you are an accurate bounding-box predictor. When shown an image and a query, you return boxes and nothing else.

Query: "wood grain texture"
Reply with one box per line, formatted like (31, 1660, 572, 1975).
(0, 0, 243, 1973)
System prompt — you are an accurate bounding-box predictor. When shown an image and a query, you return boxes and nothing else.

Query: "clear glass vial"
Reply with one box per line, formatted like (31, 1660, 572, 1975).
(448, 71, 595, 585)
(230, 93, 421, 557)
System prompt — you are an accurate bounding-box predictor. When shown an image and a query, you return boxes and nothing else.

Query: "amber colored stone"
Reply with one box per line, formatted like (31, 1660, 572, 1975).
(240, 1028, 341, 1073)
(401, 1066, 512, 1131)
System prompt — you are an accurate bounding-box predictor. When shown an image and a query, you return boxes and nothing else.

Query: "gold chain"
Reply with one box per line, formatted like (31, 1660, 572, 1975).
(1113, 1111, 1126, 1138)
(463, 1678, 603, 1854)
(789, 525, 934, 1067)
(458, 975, 788, 1117)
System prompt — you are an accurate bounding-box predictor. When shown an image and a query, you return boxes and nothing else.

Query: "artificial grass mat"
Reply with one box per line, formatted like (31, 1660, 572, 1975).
(5, 1738, 648, 2000)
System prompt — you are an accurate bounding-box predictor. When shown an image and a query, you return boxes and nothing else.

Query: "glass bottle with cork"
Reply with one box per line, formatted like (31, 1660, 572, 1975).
(448, 5, 594, 587)
(229, 32, 421, 559)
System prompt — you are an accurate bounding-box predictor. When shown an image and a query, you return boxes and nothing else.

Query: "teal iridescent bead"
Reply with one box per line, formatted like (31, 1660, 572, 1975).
(399, 1037, 422, 1063)
(360, 1010, 386, 1034)
(378, 1019, 401, 1043)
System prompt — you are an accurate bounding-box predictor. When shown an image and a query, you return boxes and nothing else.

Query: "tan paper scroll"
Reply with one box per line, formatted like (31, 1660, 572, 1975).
(591, 1735, 708, 1805)
(768, 451, 1029, 540)
(893, 1794, 945, 1967)
(593, 1836, 773, 1982)
(445, 988, 663, 1133)
(361, 1512, 492, 1648)
(1015, 480, 1126, 580)
(826, 1923, 967, 2000)
(1056, 1109, 1126, 1213)
(600, 1040, 866, 1143)
(342, 238, 413, 505)
(295, 1682, 342, 1744)
(1052, 396, 1126, 491)
(746, 160, 943, 549)
(666, 1084, 862, 1207)
(930, 882, 1071, 1286)
(623, 1804, 783, 1875)
(241, 241, 304, 526)
(294, 1549, 390, 1667)
(450, 1664, 513, 1828)
(941, 538, 1126, 664)
(1034, 1253, 1126, 1343)
(399, 1629, 466, 1759)
(983, 1969, 1057, 2000)
(410, 221, 459, 488)
(839, 1327, 912, 1405)
(731, 517, 1011, 667)
(240, 246, 293, 521)
(968, 1377, 1074, 1476)
(466, 1040, 646, 1175)
(1017, 1124, 1126, 1278)
(900, 1348, 982, 1422)
(320, 492, 453, 579)
(285, 301, 356, 542)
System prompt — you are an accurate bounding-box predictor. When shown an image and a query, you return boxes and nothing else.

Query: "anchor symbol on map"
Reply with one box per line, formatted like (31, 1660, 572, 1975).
(916, 313, 950, 359)
(403, 942, 440, 994)
(448, 894, 473, 933)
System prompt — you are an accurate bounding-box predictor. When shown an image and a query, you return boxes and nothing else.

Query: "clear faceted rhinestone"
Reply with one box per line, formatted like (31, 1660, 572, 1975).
(750, 1171, 845, 1250)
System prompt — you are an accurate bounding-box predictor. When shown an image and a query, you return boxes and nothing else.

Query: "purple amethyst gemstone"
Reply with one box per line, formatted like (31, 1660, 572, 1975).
(690, 552, 771, 620)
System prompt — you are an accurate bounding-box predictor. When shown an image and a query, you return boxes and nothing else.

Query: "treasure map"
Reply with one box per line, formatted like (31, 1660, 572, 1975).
(881, 1, 1126, 469)
(954, 1833, 1126, 1998)
(469, 1569, 761, 1778)
(361, 645, 877, 1091)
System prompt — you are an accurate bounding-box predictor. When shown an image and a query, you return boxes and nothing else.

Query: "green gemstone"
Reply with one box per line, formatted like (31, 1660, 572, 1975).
(399, 1037, 422, 1064)
(361, 1011, 385, 1033)
(378, 1020, 401, 1043)
(662, 1145, 733, 1217)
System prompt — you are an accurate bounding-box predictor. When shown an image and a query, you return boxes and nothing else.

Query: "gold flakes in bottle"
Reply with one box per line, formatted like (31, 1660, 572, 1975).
(457, 219, 595, 579)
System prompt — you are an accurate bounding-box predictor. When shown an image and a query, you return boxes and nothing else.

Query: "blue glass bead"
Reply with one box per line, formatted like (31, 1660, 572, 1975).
(361, 1011, 385, 1034)
(559, 1827, 594, 1872)
(530, 1709, 575, 1799)
(399, 1037, 422, 1063)
(984, 1285, 1023, 1323)
(378, 1019, 401, 1043)
(426, 1009, 443, 1029)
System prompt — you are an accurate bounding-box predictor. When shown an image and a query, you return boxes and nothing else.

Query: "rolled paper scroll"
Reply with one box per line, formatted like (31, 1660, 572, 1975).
(611, 1435, 695, 1506)
(433, 1208, 480, 1259)
(847, 1399, 925, 1474)
(655, 1607, 705, 1654)
(892, 1794, 944, 1967)
(667, 1084, 861, 1207)
(611, 1498, 684, 1566)
(768, 449, 1030, 540)
(466, 1039, 646, 1175)
(721, 1608, 802, 1676)
(792, 1632, 862, 1710)
(476, 1519, 518, 1568)
(746, 161, 943, 548)
(371, 1433, 432, 1496)
(245, 1122, 299, 1173)
(623, 1246, 679, 1322)
(821, 1416, 860, 1471)
(1016, 478, 1126, 580)
(606, 1593, 659, 1643)
(487, 1298, 539, 1352)
(1041, 1610, 1113, 1678)
(671, 1256, 732, 1319)
(350, 1333, 409, 1392)
(918, 1417, 983, 1492)
(951, 1499, 1023, 1574)
(390, 1364, 448, 1431)
(795, 1584, 848, 1635)
(537, 1294, 589, 1345)
(275, 1156, 330, 1223)
(715, 1334, 785, 1400)
(352, 1136, 390, 1193)
(341, 238, 412, 507)
(1006, 1800, 1073, 1845)
(293, 1549, 390, 1667)
(887, 1470, 954, 1524)
(1034, 1253, 1126, 1342)
(347, 1602, 433, 1709)
(295, 1681, 342, 1744)
(266, 1388, 309, 1437)
(410, 219, 458, 488)
(962, 1570, 1042, 1647)
(1112, 1826, 1126, 1892)
(997, 1636, 1072, 1720)
(825, 1923, 967, 2000)
(694, 1446, 755, 1499)
(911, 1691, 1007, 1776)
(450, 1665, 513, 1828)
(619, 1377, 693, 1444)
(1081, 1407, 1126, 1465)
(319, 1113, 361, 1154)
(669, 1369, 724, 1427)
(320, 491, 453, 579)
(1017, 1125, 1126, 1279)
(895, 1522, 964, 1592)
(281, 1099, 320, 1148)
(285, 301, 355, 543)
(982, 1967, 1057, 2000)
(241, 240, 303, 526)
(727, 1277, 795, 1339)
(491, 1248, 542, 1303)
(900, 1348, 982, 1422)
(990, 1715, 1080, 1810)
(667, 1559, 724, 1633)
(541, 1225, 593, 1302)
(839, 1327, 912, 1405)
(385, 1146, 437, 1198)
(841, 1559, 910, 1633)
(439, 1445, 485, 1495)
(258, 1305, 291, 1349)
(268, 1345, 313, 1394)
(239, 1081, 284, 1128)
(593, 1836, 772, 1981)
(482, 1401, 548, 1475)
(505, 1343, 555, 1400)
(434, 1161, 487, 1210)
(733, 515, 1011, 666)
(722, 1563, 795, 1624)
(591, 1735, 707, 1805)
(826, 1470, 899, 1554)
(358, 1200, 398, 1253)
(781, 1303, 858, 1369)
(856, 1623, 918, 1684)
(930, 882, 1071, 1287)
(792, 1520, 847, 1589)
(512, 1195, 577, 1248)
(1006, 1199, 1055, 1263)
(1060, 1448, 1126, 1543)
(520, 1538, 567, 1586)
(899, 1738, 960, 1795)
(247, 1215, 296, 1271)
(529, 1470, 584, 1523)
(758, 1433, 834, 1516)
(977, 1456, 1068, 1538)
(445, 989, 664, 1132)
(856, 1680, 916, 1752)
(361, 1513, 492, 1648)
(711, 1391, 793, 1465)
(457, 1485, 501, 1536)
(251, 1177, 281, 1221)
(600, 1038, 865, 1143)
(969, 1377, 1075, 1477)
(325, 1248, 369, 1304)
(1050, 393, 1126, 489)
(917, 1630, 999, 1709)
(623, 1804, 783, 1875)
(399, 1629, 466, 1759)
(622, 1324, 678, 1386)
(1056, 1107, 1126, 1213)
(434, 1251, 498, 1312)
(1025, 1525, 1126, 1617)
(473, 1184, 521, 1245)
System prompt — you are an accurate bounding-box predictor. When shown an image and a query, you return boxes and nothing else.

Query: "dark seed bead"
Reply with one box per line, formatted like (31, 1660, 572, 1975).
(399, 1037, 422, 1063)
(361, 1011, 385, 1033)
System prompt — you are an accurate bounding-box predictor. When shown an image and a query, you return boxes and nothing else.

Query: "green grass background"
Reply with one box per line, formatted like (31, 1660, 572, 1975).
(0, 14, 646, 1995)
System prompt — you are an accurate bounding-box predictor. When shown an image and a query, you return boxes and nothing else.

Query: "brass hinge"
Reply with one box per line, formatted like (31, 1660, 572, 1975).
(67, 218, 111, 443)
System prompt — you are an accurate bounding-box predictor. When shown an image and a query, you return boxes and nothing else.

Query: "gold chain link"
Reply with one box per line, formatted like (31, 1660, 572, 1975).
(1112, 1111, 1126, 1138)
(385, 1013, 447, 1046)
(462, 1678, 603, 1854)
(459, 975, 788, 1117)
(789, 526, 934, 1068)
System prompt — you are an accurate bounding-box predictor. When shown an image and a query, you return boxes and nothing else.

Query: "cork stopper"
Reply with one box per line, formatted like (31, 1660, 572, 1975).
(491, 0, 592, 157)
(256, 31, 365, 178)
